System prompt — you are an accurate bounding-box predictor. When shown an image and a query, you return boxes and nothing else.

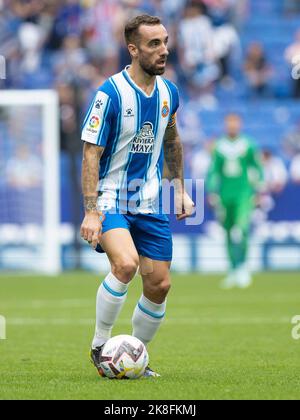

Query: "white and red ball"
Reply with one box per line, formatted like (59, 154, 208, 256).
(100, 335, 149, 379)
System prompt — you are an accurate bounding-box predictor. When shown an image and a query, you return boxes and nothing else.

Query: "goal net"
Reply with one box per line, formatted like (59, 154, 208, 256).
(0, 90, 61, 274)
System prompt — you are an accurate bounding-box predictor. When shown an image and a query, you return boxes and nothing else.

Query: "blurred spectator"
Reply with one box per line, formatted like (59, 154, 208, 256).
(6, 144, 42, 189)
(47, 0, 82, 50)
(285, 29, 300, 98)
(203, 0, 231, 24)
(213, 20, 241, 83)
(53, 34, 88, 84)
(203, 0, 233, 24)
(178, 1, 219, 94)
(163, 63, 179, 84)
(244, 42, 272, 97)
(290, 154, 300, 183)
(284, 0, 300, 15)
(0, 1, 21, 87)
(190, 141, 213, 181)
(12, 20, 53, 88)
(283, 120, 300, 156)
(56, 80, 83, 264)
(10, 0, 45, 22)
(160, 0, 186, 22)
(0, 1, 18, 47)
(18, 22, 45, 73)
(57, 83, 81, 152)
(178, 108, 206, 146)
(82, 0, 123, 77)
(261, 149, 288, 193)
(77, 64, 106, 115)
(203, 0, 249, 28)
(4, 139, 43, 224)
(177, 1, 213, 67)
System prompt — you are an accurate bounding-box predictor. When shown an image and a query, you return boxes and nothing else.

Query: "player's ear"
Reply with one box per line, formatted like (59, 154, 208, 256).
(128, 43, 138, 59)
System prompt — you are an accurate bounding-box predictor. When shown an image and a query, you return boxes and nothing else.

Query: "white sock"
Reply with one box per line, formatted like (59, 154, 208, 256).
(132, 295, 166, 346)
(92, 272, 128, 349)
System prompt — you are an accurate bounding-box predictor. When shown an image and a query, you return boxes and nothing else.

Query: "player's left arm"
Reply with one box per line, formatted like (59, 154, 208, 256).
(163, 120, 194, 220)
(206, 145, 222, 208)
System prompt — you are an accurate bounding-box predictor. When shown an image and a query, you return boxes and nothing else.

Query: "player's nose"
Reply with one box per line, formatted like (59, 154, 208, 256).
(160, 44, 169, 57)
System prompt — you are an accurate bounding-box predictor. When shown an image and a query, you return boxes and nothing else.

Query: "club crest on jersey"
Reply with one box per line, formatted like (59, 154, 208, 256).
(130, 122, 154, 154)
(161, 101, 170, 118)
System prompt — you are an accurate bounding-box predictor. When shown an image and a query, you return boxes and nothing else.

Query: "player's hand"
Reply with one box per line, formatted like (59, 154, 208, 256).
(176, 190, 195, 221)
(80, 212, 105, 249)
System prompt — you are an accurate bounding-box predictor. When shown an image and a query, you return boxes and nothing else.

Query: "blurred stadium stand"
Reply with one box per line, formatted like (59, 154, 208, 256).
(1, 0, 300, 272)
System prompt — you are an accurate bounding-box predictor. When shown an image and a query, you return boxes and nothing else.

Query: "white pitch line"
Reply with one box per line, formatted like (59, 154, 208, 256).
(1, 296, 299, 310)
(6, 317, 291, 326)
(0, 299, 93, 309)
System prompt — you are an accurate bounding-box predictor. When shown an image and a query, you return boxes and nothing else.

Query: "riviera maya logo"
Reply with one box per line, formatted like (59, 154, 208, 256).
(161, 100, 170, 118)
(130, 122, 154, 154)
(89, 115, 100, 129)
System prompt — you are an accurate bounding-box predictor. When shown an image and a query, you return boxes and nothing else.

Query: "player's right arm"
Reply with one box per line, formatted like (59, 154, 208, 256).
(81, 142, 104, 249)
(247, 142, 265, 191)
(80, 87, 115, 248)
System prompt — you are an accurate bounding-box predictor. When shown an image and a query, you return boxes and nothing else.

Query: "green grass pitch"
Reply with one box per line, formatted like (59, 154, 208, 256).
(0, 272, 300, 400)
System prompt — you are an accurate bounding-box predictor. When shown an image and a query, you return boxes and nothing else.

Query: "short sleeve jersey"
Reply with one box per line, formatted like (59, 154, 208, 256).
(81, 68, 179, 214)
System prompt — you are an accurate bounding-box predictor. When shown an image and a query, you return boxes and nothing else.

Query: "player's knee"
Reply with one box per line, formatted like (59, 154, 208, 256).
(159, 279, 171, 297)
(112, 257, 139, 283)
(147, 278, 171, 301)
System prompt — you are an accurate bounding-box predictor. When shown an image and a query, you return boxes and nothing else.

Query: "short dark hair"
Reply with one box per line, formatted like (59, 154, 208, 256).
(124, 15, 162, 45)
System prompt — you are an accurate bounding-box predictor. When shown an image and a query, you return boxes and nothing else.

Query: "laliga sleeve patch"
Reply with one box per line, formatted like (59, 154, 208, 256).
(82, 114, 102, 143)
(81, 91, 109, 144)
(89, 114, 101, 130)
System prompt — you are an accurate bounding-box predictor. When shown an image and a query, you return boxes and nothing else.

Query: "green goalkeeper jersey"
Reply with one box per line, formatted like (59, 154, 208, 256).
(206, 135, 263, 203)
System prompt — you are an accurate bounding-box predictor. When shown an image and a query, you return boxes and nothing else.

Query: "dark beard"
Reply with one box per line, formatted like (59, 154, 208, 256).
(140, 60, 165, 76)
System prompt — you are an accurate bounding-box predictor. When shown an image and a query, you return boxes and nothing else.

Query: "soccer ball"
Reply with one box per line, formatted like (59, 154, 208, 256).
(100, 335, 149, 379)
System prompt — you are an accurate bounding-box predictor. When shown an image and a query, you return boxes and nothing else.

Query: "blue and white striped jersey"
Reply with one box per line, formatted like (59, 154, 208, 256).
(81, 67, 179, 215)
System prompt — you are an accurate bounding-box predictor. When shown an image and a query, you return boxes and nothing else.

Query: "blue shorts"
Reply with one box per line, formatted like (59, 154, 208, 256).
(95, 213, 173, 261)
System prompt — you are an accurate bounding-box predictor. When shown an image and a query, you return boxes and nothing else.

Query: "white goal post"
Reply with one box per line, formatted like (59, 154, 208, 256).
(0, 90, 61, 274)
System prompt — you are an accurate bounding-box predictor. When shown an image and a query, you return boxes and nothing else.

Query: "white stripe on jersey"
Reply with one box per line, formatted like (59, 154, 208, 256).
(138, 76, 171, 213)
(99, 72, 138, 207)
(81, 91, 110, 145)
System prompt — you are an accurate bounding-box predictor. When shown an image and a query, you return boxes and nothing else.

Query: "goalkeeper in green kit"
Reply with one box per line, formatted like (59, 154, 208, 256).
(206, 114, 264, 289)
